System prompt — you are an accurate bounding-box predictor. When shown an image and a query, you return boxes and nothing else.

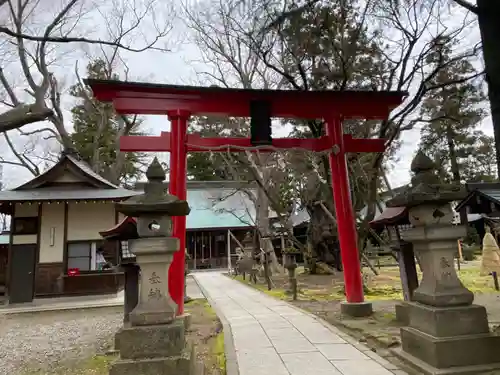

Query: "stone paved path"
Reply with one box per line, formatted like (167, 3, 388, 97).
(193, 272, 407, 375)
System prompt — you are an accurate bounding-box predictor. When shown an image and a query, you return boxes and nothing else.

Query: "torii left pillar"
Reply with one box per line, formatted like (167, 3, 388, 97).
(167, 110, 190, 315)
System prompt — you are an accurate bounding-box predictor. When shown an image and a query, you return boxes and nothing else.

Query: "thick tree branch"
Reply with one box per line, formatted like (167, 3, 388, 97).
(0, 105, 54, 132)
(452, 0, 478, 14)
(0, 27, 170, 53)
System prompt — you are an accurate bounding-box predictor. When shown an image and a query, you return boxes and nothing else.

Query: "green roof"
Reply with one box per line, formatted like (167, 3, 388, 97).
(186, 188, 255, 229)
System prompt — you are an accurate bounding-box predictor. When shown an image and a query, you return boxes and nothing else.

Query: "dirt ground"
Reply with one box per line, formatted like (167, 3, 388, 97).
(6, 298, 225, 375)
(233, 258, 500, 374)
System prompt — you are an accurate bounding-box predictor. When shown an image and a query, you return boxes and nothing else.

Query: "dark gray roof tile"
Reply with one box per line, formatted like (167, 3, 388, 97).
(0, 188, 140, 202)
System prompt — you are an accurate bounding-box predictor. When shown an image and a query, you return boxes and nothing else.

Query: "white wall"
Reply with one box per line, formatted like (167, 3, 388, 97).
(12, 203, 38, 246)
(15, 203, 38, 217)
(39, 203, 65, 263)
(67, 202, 116, 241)
(12, 235, 37, 244)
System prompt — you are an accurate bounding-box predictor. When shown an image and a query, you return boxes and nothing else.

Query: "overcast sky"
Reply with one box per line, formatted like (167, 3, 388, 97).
(0, 1, 490, 191)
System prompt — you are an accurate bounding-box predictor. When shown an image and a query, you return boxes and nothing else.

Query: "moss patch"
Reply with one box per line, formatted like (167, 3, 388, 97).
(234, 263, 498, 303)
(20, 354, 116, 375)
(213, 332, 226, 374)
(458, 266, 498, 293)
(185, 298, 226, 375)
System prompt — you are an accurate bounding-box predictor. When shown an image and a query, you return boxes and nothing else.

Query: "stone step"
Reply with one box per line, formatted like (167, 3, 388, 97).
(401, 326, 500, 368)
(109, 355, 194, 375)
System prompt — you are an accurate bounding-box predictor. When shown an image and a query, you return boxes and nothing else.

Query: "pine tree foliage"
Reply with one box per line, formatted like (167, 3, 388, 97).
(187, 116, 250, 181)
(273, 1, 391, 214)
(418, 36, 494, 183)
(69, 59, 145, 184)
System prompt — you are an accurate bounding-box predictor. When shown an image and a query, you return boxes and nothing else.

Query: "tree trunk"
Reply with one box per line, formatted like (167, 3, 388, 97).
(446, 126, 461, 183)
(256, 166, 281, 275)
(477, 0, 500, 180)
(306, 201, 342, 271)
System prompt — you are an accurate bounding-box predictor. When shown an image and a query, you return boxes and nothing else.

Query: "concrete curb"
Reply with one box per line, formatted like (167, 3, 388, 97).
(0, 301, 123, 315)
(192, 274, 239, 375)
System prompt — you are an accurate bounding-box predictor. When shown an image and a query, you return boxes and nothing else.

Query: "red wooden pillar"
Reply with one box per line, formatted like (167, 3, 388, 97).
(167, 110, 191, 315)
(325, 117, 365, 303)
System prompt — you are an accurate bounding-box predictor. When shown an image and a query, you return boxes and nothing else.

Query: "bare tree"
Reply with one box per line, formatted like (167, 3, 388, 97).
(0, 0, 173, 180)
(184, 0, 300, 275)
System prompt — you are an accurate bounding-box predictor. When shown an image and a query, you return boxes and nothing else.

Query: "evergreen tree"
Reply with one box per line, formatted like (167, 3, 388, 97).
(418, 36, 493, 183)
(187, 116, 251, 181)
(69, 59, 145, 184)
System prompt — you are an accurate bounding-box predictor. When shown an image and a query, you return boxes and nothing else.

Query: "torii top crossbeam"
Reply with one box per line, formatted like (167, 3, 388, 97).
(85, 79, 404, 119)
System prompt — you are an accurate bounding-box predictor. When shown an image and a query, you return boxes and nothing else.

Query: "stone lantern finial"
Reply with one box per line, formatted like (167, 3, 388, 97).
(145, 157, 165, 181)
(410, 150, 435, 173)
(117, 158, 190, 238)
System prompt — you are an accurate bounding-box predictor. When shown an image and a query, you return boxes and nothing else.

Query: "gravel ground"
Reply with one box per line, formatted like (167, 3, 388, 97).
(0, 306, 122, 375)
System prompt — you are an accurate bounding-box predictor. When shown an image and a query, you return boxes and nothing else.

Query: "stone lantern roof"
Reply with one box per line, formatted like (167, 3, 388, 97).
(386, 151, 466, 208)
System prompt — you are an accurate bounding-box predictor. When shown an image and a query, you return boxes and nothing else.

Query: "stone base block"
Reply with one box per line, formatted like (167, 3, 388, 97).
(114, 327, 124, 351)
(395, 302, 410, 325)
(116, 318, 185, 360)
(179, 313, 192, 331)
(340, 301, 373, 317)
(407, 302, 489, 337)
(109, 355, 193, 375)
(401, 327, 500, 368)
(130, 307, 176, 326)
(110, 341, 196, 375)
(392, 347, 500, 375)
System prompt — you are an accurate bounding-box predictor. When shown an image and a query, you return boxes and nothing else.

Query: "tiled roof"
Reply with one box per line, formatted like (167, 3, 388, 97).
(66, 155, 118, 189)
(456, 187, 500, 212)
(0, 188, 140, 202)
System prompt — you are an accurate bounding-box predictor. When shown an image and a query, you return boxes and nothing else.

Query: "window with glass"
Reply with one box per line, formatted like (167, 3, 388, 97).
(12, 217, 38, 235)
(67, 242, 91, 271)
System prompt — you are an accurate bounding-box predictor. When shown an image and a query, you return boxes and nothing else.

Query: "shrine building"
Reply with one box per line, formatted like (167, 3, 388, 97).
(0, 151, 260, 305)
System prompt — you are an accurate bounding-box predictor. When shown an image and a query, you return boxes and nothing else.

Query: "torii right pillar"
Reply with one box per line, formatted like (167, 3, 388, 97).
(326, 117, 373, 317)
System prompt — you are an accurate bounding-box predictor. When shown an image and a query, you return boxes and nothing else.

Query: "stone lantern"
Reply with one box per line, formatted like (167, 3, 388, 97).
(110, 157, 194, 375)
(242, 231, 255, 256)
(283, 248, 299, 300)
(388, 152, 500, 373)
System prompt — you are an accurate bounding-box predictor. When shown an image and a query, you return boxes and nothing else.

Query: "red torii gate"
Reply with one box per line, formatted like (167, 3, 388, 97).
(85, 79, 406, 316)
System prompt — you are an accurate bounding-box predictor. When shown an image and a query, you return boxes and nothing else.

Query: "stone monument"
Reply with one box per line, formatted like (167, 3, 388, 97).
(110, 157, 196, 375)
(388, 152, 500, 374)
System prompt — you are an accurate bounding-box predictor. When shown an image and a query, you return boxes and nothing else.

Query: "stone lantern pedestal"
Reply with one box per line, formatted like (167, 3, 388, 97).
(388, 152, 500, 374)
(109, 158, 198, 375)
